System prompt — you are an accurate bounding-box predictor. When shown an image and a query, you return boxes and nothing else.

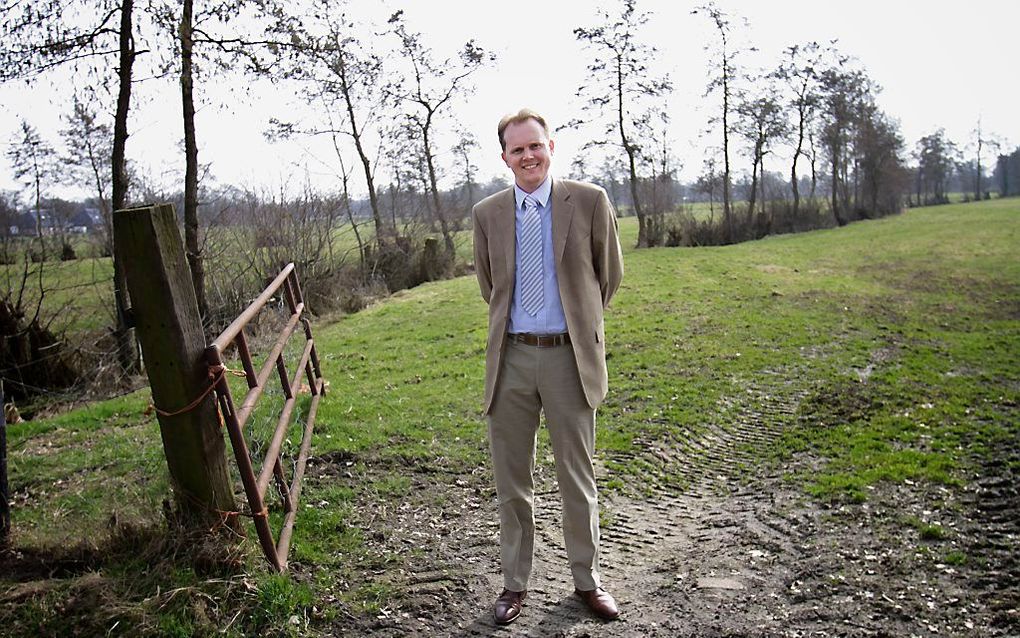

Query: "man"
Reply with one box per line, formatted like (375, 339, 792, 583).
(472, 108, 624, 625)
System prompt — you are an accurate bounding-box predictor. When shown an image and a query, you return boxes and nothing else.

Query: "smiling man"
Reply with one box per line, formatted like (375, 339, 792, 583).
(472, 108, 624, 625)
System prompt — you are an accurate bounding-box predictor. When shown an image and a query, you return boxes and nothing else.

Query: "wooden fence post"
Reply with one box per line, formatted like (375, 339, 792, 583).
(113, 204, 235, 527)
(1, 380, 9, 546)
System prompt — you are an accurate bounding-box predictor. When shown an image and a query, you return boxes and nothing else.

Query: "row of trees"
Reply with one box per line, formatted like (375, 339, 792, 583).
(1, 0, 497, 393)
(563, 2, 1012, 249)
(914, 126, 1016, 205)
(1, 0, 1014, 402)
(564, 1, 915, 248)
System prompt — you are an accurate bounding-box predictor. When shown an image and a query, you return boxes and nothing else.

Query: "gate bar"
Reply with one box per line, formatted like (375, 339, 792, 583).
(234, 304, 304, 430)
(256, 339, 314, 498)
(211, 264, 295, 353)
(276, 378, 322, 565)
(208, 346, 283, 572)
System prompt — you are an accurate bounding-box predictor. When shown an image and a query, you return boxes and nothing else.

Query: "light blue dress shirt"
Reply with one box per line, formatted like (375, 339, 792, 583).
(509, 175, 567, 335)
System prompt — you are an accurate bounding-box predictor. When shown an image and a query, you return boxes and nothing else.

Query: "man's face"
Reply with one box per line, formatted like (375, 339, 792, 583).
(501, 118, 555, 193)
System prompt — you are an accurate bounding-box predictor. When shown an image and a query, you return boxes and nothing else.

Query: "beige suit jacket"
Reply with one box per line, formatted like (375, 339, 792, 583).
(472, 178, 624, 414)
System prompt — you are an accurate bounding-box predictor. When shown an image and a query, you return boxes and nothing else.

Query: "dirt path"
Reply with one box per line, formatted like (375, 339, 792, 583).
(312, 376, 1018, 637)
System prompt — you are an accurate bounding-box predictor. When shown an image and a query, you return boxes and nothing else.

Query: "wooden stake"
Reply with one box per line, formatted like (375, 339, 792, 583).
(113, 204, 235, 526)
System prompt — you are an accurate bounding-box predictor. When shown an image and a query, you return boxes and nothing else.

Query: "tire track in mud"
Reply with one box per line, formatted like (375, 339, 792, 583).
(376, 378, 811, 637)
(960, 453, 1020, 632)
(334, 338, 1019, 637)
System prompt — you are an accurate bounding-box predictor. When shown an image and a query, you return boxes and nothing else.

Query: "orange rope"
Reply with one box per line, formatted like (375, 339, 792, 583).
(152, 364, 248, 418)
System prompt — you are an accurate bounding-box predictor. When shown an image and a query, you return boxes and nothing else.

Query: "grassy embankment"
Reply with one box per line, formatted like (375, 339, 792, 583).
(1, 198, 1017, 635)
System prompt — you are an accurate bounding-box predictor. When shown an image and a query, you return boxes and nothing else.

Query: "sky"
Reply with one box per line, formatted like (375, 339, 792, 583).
(1, 0, 1017, 201)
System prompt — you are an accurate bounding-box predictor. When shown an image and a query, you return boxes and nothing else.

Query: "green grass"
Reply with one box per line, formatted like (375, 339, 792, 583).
(0, 252, 115, 333)
(2, 197, 1018, 634)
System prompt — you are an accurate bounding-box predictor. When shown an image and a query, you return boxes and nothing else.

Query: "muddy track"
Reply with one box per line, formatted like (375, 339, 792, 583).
(324, 361, 1018, 637)
(346, 377, 814, 637)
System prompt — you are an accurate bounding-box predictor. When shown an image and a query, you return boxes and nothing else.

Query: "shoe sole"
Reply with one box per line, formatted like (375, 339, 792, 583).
(494, 612, 520, 625)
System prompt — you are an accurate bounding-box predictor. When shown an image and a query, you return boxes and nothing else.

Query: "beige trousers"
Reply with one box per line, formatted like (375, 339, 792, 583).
(487, 340, 601, 592)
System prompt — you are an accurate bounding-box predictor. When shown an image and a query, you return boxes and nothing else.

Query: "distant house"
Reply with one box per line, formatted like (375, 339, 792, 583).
(8, 207, 104, 236)
(69, 207, 103, 234)
(12, 211, 44, 236)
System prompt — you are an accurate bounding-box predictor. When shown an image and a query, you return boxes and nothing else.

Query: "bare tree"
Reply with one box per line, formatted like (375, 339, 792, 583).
(0, 2, 121, 81)
(61, 94, 114, 251)
(2, 0, 141, 375)
(694, 2, 747, 244)
(326, 114, 368, 274)
(387, 11, 492, 257)
(273, 0, 393, 247)
(110, 0, 139, 375)
(775, 41, 824, 218)
(452, 130, 480, 223)
(178, 0, 207, 319)
(148, 0, 292, 323)
(571, 0, 672, 248)
(643, 107, 679, 241)
(1, 124, 80, 403)
(968, 116, 994, 201)
(855, 105, 906, 215)
(695, 157, 722, 221)
(735, 78, 788, 233)
(7, 121, 59, 240)
(917, 129, 956, 205)
(816, 55, 869, 225)
(59, 94, 141, 373)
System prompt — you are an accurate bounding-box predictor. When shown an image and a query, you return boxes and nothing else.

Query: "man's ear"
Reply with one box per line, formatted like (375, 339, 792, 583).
(549, 138, 555, 155)
(501, 151, 508, 167)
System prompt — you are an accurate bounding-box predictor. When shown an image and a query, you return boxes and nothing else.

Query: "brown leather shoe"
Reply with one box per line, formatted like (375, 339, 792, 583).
(575, 587, 620, 620)
(493, 589, 526, 625)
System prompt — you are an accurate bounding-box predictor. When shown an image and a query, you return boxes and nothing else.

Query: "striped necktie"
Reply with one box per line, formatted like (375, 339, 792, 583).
(519, 194, 543, 317)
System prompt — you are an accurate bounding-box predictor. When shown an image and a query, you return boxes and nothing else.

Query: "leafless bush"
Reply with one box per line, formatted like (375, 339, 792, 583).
(666, 198, 840, 247)
(0, 245, 83, 410)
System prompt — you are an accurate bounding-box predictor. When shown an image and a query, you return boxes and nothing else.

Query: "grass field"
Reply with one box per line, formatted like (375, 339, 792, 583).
(1, 197, 1017, 635)
(0, 197, 787, 339)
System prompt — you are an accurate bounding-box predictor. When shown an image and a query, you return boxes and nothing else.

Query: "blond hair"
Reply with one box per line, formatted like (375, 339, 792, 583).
(497, 108, 550, 150)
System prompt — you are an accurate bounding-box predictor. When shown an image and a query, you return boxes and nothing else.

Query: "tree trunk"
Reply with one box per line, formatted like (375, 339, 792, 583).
(809, 131, 818, 201)
(762, 154, 773, 235)
(0, 380, 8, 547)
(830, 144, 845, 226)
(848, 155, 856, 212)
(721, 45, 733, 244)
(342, 183, 365, 275)
(112, 0, 139, 375)
(975, 128, 983, 200)
(32, 152, 42, 239)
(791, 102, 805, 218)
(422, 119, 454, 257)
(180, 0, 207, 323)
(617, 56, 646, 248)
(1006, 161, 1011, 196)
(748, 140, 761, 221)
(337, 57, 387, 246)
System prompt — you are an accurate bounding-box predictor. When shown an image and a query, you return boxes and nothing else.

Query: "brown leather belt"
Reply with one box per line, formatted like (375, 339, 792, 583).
(508, 332, 571, 347)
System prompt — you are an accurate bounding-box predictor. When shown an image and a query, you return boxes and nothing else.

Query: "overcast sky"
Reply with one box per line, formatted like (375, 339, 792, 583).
(1, 0, 1017, 201)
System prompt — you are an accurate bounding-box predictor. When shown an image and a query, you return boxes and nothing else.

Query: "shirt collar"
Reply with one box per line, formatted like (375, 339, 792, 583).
(514, 174, 553, 210)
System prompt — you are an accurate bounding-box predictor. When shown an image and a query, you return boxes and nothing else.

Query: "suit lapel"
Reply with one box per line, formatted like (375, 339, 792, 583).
(496, 187, 516, 280)
(552, 179, 574, 265)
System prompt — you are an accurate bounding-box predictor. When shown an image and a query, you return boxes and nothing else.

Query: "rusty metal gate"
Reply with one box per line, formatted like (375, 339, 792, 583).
(205, 263, 325, 572)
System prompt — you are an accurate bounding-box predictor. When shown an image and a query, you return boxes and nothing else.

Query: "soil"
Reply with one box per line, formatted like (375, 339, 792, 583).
(305, 379, 1019, 637)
